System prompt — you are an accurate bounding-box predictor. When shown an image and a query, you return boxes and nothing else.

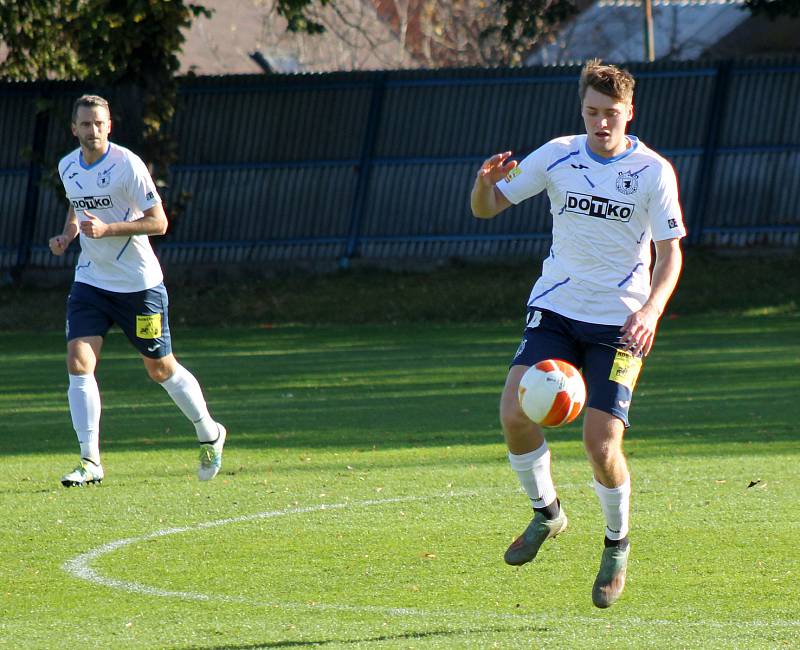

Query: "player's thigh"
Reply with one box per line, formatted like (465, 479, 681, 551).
(66, 281, 114, 343)
(503, 308, 581, 429)
(500, 364, 547, 453)
(113, 283, 174, 359)
(500, 364, 532, 425)
(582, 329, 643, 427)
(509, 308, 581, 370)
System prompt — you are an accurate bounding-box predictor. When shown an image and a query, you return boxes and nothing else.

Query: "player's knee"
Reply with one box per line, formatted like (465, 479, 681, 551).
(585, 437, 622, 471)
(145, 361, 172, 383)
(500, 403, 531, 437)
(67, 354, 94, 375)
(67, 360, 91, 375)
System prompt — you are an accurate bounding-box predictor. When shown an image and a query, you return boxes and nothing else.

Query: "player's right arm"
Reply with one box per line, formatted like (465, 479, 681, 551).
(471, 151, 516, 219)
(49, 207, 79, 256)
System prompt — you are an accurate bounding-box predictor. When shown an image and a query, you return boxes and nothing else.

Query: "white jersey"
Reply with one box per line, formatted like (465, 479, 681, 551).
(58, 143, 163, 293)
(497, 134, 686, 326)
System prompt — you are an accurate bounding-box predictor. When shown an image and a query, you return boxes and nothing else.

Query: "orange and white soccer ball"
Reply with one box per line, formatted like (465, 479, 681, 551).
(517, 359, 586, 427)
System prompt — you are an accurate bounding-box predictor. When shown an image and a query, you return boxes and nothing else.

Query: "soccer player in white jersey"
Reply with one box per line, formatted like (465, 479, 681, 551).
(471, 60, 685, 608)
(48, 94, 226, 487)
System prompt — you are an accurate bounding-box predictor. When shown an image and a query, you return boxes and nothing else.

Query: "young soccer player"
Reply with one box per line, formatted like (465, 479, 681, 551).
(49, 94, 226, 487)
(470, 60, 685, 608)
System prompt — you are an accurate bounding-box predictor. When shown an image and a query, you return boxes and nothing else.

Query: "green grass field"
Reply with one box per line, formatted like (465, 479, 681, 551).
(2, 314, 799, 649)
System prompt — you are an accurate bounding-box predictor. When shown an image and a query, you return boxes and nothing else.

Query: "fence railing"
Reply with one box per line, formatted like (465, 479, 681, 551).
(2, 57, 799, 279)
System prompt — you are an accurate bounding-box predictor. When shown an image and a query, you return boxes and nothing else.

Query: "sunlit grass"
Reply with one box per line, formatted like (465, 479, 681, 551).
(1, 315, 798, 648)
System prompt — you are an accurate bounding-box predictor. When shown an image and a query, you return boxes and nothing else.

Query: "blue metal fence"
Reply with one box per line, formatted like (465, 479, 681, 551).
(2, 58, 799, 277)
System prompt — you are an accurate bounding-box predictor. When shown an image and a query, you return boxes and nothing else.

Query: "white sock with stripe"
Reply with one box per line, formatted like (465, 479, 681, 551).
(67, 373, 101, 465)
(159, 363, 218, 442)
(508, 441, 558, 509)
(593, 476, 631, 540)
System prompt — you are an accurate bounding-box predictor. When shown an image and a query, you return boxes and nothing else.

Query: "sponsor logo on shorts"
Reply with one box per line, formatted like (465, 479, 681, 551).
(609, 349, 642, 390)
(668, 218, 678, 229)
(71, 195, 113, 210)
(504, 167, 522, 183)
(136, 313, 162, 339)
(564, 191, 634, 222)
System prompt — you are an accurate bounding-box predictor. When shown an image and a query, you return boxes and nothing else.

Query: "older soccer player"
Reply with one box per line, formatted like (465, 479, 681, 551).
(49, 95, 226, 487)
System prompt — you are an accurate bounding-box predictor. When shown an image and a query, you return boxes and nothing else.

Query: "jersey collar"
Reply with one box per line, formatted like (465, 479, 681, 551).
(583, 135, 638, 165)
(79, 143, 112, 170)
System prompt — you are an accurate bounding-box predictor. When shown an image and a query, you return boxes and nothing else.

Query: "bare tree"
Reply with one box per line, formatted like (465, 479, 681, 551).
(258, 0, 577, 70)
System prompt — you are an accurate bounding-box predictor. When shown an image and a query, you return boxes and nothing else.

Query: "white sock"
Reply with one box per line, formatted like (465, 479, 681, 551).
(508, 442, 558, 509)
(67, 373, 101, 465)
(593, 476, 631, 540)
(159, 363, 218, 442)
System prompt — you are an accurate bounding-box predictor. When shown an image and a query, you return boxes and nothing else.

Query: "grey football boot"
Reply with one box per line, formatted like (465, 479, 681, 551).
(592, 542, 630, 608)
(504, 506, 568, 566)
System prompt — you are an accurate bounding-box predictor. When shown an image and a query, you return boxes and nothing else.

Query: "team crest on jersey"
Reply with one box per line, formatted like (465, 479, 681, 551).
(97, 168, 112, 188)
(616, 171, 638, 195)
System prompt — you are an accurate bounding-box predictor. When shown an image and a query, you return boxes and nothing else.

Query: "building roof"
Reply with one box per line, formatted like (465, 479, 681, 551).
(526, 0, 751, 65)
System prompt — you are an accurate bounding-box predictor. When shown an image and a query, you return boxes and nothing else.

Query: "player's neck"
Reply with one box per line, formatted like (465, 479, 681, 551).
(80, 143, 110, 166)
(588, 135, 631, 160)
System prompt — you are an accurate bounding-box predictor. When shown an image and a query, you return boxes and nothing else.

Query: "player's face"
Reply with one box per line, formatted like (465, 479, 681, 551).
(581, 87, 633, 158)
(71, 105, 111, 157)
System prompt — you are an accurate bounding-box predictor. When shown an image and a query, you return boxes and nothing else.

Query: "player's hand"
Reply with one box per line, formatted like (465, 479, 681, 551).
(48, 234, 71, 256)
(476, 151, 518, 188)
(619, 303, 660, 357)
(79, 211, 109, 239)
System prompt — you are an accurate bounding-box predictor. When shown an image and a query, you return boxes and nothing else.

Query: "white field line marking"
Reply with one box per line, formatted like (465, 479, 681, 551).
(62, 491, 800, 631)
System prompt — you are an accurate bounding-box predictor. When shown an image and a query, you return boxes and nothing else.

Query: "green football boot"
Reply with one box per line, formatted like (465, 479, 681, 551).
(592, 542, 630, 608)
(504, 507, 568, 566)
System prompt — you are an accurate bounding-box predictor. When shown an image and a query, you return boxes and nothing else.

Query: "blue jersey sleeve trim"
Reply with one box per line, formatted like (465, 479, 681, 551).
(546, 150, 581, 171)
(61, 161, 76, 177)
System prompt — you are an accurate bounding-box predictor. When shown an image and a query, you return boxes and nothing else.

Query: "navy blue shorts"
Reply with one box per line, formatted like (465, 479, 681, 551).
(510, 308, 643, 426)
(66, 281, 172, 359)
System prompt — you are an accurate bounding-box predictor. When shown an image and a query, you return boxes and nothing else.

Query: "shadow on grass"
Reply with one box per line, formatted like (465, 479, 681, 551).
(173, 623, 550, 649)
(3, 315, 799, 460)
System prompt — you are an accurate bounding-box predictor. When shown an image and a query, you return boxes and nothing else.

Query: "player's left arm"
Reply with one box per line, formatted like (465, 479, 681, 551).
(619, 237, 683, 357)
(79, 203, 168, 239)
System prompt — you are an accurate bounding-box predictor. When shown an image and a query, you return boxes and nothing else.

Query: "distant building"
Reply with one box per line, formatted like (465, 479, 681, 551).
(177, 0, 800, 76)
(526, 0, 800, 65)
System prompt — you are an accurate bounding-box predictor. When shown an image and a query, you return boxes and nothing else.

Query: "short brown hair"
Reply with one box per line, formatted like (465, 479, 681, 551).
(71, 94, 110, 122)
(579, 59, 635, 104)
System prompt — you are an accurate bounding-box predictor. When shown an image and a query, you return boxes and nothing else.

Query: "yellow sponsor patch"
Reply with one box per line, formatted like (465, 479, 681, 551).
(504, 166, 521, 182)
(609, 349, 642, 390)
(136, 313, 162, 339)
